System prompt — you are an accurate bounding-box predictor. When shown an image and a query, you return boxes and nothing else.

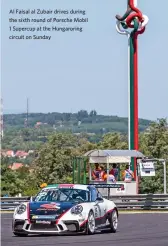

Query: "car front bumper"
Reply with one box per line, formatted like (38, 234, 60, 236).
(13, 219, 87, 235)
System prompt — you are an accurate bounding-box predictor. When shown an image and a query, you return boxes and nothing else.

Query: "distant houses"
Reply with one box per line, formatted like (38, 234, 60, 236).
(1, 149, 34, 158)
(1, 149, 35, 171)
(8, 162, 24, 170)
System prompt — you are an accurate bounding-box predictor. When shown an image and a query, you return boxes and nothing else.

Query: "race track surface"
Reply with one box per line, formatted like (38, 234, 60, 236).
(1, 213, 168, 246)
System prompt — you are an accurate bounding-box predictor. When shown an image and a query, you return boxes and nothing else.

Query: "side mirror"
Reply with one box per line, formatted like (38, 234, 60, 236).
(96, 197, 104, 203)
(28, 196, 35, 202)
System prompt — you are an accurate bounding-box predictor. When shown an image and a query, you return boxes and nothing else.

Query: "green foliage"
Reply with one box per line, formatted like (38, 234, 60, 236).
(1, 118, 168, 196)
(22, 175, 40, 196)
(139, 119, 168, 193)
(4, 110, 152, 136)
(98, 132, 128, 149)
(32, 133, 78, 185)
(2, 110, 152, 152)
(1, 157, 24, 196)
(1, 157, 39, 196)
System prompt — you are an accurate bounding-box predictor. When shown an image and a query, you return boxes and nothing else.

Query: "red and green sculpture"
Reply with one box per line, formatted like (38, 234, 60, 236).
(115, 0, 149, 179)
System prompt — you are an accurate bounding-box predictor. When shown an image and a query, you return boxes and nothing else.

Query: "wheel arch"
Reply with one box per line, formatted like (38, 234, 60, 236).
(114, 207, 119, 217)
(88, 208, 94, 216)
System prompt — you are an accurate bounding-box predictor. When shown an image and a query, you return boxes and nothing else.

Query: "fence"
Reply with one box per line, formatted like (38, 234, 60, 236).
(1, 194, 168, 211)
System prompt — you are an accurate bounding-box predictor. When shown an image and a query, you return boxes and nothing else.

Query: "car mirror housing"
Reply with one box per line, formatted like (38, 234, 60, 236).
(96, 197, 104, 203)
(28, 196, 35, 202)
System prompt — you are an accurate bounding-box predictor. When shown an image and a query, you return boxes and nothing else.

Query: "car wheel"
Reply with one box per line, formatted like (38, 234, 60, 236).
(85, 210, 95, 235)
(109, 209, 118, 233)
(13, 232, 28, 237)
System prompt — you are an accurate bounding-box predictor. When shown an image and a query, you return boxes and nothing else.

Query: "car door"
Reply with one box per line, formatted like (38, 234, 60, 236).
(96, 193, 106, 226)
(92, 188, 106, 227)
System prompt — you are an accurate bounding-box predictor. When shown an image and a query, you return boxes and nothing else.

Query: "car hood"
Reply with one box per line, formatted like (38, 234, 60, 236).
(29, 201, 76, 220)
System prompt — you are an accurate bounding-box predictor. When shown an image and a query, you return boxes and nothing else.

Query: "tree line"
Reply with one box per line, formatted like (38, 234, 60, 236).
(4, 110, 151, 133)
(2, 110, 152, 151)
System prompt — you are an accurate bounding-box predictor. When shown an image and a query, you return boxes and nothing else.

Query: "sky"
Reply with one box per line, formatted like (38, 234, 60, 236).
(1, 0, 168, 120)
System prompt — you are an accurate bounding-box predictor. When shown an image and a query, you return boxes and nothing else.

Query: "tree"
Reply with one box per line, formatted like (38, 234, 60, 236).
(89, 110, 97, 123)
(1, 157, 25, 196)
(77, 110, 88, 121)
(89, 110, 97, 117)
(63, 113, 71, 122)
(139, 119, 168, 193)
(98, 132, 128, 149)
(32, 133, 79, 185)
(21, 128, 31, 141)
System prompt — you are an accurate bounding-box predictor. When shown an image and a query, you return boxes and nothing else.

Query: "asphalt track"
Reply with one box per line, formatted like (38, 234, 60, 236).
(1, 213, 168, 246)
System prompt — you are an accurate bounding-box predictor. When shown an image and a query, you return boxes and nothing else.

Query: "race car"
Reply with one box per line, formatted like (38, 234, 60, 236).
(12, 183, 118, 236)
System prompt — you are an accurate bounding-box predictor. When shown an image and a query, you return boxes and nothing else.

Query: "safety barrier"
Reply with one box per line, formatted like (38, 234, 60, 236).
(1, 194, 168, 211)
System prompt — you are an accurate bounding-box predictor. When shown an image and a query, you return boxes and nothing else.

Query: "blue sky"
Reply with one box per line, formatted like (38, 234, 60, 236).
(1, 0, 168, 120)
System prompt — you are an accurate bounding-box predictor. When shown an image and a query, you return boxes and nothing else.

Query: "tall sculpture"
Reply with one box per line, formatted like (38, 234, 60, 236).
(115, 0, 149, 179)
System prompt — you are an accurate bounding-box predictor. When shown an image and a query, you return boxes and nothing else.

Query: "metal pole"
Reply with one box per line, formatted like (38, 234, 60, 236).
(116, 0, 149, 183)
(133, 0, 139, 153)
(107, 158, 109, 183)
(163, 161, 167, 194)
(115, 20, 130, 151)
(72, 158, 75, 184)
(89, 163, 91, 182)
(83, 159, 87, 184)
(127, 0, 131, 153)
(107, 158, 110, 197)
(128, 35, 131, 151)
(78, 158, 81, 183)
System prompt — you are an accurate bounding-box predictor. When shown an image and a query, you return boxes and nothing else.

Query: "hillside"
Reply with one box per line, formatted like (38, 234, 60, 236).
(4, 110, 152, 134)
(2, 110, 153, 151)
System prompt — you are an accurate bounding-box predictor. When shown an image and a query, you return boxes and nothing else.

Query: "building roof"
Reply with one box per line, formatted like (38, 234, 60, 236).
(9, 163, 24, 170)
(15, 151, 28, 157)
(6, 150, 14, 156)
(84, 149, 145, 158)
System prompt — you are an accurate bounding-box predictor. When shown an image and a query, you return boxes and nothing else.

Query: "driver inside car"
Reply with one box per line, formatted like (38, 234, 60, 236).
(50, 190, 59, 201)
(72, 191, 87, 201)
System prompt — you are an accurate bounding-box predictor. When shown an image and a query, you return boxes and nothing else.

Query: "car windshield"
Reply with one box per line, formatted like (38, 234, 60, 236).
(34, 188, 90, 202)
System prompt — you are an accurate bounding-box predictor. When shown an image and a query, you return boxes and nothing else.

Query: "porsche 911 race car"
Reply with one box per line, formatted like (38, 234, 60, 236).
(12, 184, 118, 236)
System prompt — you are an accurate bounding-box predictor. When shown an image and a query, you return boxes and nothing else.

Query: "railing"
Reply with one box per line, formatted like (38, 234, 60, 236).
(1, 194, 168, 211)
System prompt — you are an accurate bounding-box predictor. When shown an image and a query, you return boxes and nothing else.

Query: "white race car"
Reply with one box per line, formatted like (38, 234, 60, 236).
(12, 183, 118, 236)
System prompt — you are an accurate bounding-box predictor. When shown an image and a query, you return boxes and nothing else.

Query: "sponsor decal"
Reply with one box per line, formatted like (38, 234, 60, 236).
(32, 215, 57, 219)
(36, 220, 51, 224)
(59, 184, 74, 188)
(94, 207, 98, 217)
(90, 183, 123, 188)
(116, 183, 126, 193)
(37, 202, 60, 211)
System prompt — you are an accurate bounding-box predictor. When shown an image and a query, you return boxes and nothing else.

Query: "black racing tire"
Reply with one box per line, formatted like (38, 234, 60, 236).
(84, 210, 96, 235)
(108, 209, 118, 233)
(13, 232, 28, 237)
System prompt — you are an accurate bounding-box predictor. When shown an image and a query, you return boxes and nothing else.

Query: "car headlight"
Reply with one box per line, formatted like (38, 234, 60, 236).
(16, 204, 26, 214)
(71, 205, 83, 214)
